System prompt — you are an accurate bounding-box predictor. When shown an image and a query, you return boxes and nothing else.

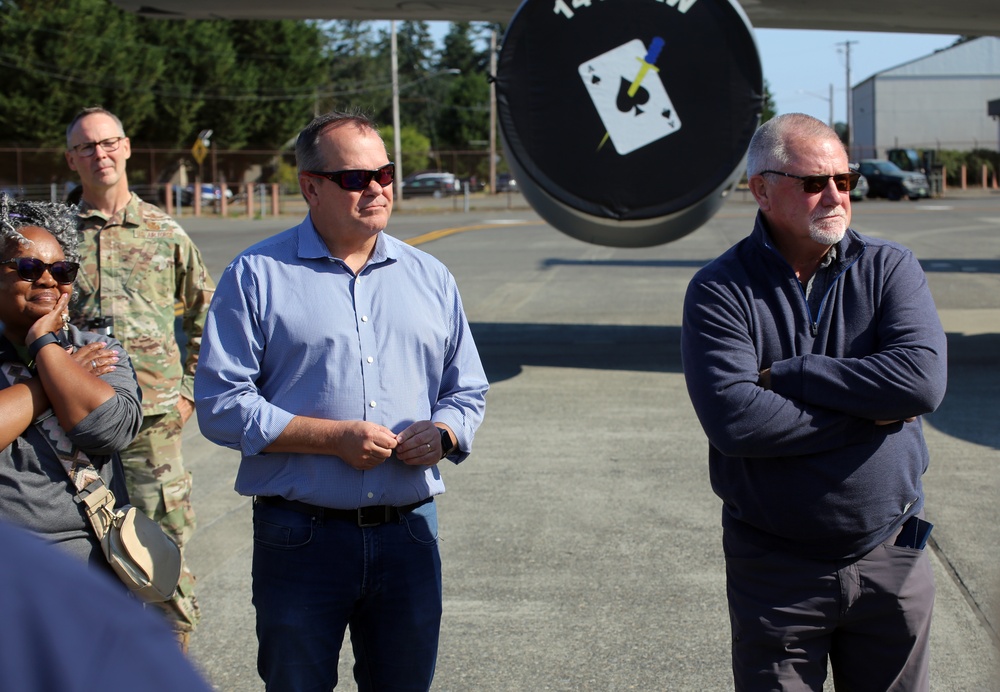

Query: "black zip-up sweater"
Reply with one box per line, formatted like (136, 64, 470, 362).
(682, 213, 947, 560)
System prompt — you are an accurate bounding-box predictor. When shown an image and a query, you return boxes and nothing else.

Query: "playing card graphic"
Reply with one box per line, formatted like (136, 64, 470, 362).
(579, 38, 682, 155)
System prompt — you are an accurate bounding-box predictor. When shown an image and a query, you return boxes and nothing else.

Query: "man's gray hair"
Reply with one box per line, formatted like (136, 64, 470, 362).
(295, 109, 384, 174)
(66, 107, 126, 148)
(0, 193, 80, 264)
(746, 113, 845, 177)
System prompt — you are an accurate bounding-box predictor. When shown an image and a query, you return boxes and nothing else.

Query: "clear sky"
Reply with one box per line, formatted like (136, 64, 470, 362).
(754, 29, 962, 125)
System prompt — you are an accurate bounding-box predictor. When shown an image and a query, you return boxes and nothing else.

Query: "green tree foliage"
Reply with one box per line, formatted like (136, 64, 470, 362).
(0, 0, 327, 150)
(0, 0, 164, 146)
(1, 9, 511, 184)
(323, 21, 389, 116)
(761, 80, 777, 123)
(435, 22, 491, 158)
(935, 148, 999, 186)
(380, 124, 432, 176)
(220, 20, 330, 148)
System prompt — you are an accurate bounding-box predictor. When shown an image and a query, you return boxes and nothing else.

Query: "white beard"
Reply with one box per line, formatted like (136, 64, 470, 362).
(809, 215, 847, 246)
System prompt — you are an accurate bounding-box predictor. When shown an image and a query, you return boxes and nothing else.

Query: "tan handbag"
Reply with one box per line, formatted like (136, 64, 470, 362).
(76, 477, 182, 603)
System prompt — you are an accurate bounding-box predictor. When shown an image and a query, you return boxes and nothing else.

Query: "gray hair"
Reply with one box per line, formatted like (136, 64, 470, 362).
(746, 113, 845, 177)
(295, 109, 384, 174)
(0, 193, 80, 264)
(66, 106, 126, 148)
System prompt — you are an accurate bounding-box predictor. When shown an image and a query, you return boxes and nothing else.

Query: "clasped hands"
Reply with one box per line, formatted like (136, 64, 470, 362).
(340, 420, 448, 471)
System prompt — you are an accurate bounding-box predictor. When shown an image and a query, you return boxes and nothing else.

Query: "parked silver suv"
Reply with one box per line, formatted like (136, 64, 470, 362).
(401, 172, 460, 197)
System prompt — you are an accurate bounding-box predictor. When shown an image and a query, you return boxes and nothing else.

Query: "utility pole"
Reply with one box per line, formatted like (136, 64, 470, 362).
(837, 40, 858, 158)
(392, 20, 403, 203)
(828, 83, 834, 129)
(489, 29, 497, 196)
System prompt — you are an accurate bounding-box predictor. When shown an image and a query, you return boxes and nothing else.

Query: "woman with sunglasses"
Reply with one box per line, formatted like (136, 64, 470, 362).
(0, 193, 142, 575)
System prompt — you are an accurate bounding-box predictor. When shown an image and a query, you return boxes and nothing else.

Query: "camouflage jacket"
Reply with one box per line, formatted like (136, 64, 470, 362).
(70, 192, 215, 416)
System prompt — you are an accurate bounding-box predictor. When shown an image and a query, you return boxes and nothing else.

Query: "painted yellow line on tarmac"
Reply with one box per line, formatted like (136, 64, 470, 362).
(405, 221, 535, 246)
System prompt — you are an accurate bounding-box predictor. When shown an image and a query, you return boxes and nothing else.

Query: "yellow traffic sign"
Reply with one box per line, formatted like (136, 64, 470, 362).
(191, 139, 208, 165)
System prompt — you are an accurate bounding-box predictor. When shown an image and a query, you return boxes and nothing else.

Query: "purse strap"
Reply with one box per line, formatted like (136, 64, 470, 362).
(0, 360, 117, 538)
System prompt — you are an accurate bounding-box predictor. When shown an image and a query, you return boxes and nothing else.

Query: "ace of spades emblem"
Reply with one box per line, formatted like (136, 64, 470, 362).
(578, 38, 682, 155)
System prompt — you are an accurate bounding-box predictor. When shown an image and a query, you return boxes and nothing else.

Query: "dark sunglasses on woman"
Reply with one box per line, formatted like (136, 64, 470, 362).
(2, 258, 80, 285)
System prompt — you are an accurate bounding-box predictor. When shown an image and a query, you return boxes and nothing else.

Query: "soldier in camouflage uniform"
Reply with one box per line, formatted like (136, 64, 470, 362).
(65, 107, 214, 648)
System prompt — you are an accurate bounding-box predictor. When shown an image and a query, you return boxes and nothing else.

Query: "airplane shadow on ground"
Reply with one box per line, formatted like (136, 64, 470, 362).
(919, 258, 1000, 274)
(471, 323, 682, 384)
(541, 259, 710, 269)
(544, 258, 1000, 274)
(930, 332, 1000, 450)
(470, 324, 999, 452)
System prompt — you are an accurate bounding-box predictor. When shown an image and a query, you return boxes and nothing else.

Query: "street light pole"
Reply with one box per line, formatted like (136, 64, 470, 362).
(838, 40, 858, 157)
(798, 86, 834, 128)
(392, 20, 403, 203)
(489, 29, 497, 196)
(828, 82, 834, 129)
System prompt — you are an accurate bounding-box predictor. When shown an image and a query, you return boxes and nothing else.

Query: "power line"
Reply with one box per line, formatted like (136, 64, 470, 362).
(0, 52, 452, 102)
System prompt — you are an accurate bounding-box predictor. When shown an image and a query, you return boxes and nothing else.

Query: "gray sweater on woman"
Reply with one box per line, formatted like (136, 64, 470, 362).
(0, 326, 142, 570)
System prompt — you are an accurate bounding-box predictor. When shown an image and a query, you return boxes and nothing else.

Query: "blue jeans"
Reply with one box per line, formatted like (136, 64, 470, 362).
(252, 499, 442, 692)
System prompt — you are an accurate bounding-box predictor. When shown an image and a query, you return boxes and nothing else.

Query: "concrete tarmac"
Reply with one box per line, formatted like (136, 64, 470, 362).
(179, 192, 1000, 691)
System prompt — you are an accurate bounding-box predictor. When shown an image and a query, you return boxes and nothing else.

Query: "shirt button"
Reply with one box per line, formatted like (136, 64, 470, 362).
(361, 316, 368, 322)
(369, 401, 377, 408)
(367, 356, 374, 363)
(367, 492, 374, 499)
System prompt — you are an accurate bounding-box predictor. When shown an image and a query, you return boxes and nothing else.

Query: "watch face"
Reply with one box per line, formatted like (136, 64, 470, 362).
(439, 428, 453, 456)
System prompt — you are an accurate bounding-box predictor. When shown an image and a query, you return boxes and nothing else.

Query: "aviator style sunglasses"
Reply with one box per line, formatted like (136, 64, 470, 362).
(761, 170, 861, 194)
(2, 258, 80, 285)
(303, 163, 395, 191)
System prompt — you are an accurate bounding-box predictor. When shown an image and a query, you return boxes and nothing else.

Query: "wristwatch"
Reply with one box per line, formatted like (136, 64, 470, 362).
(438, 427, 456, 459)
(27, 331, 63, 361)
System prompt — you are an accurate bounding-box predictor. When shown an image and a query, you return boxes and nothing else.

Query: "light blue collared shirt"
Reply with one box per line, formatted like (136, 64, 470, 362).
(194, 215, 488, 509)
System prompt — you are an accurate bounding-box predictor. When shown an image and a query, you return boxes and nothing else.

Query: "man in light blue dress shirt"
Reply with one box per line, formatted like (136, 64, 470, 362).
(194, 110, 488, 692)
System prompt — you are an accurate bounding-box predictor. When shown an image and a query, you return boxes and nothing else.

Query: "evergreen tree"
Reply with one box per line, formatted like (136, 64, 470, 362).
(0, 0, 163, 145)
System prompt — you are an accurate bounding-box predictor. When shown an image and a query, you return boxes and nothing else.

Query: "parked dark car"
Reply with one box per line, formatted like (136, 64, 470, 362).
(401, 172, 460, 197)
(857, 160, 929, 200)
(495, 173, 518, 193)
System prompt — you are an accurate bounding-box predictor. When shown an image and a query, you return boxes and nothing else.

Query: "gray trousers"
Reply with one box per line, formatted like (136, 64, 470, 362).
(724, 529, 934, 692)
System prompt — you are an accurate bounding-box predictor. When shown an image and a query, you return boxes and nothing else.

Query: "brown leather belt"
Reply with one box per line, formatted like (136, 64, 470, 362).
(255, 495, 432, 527)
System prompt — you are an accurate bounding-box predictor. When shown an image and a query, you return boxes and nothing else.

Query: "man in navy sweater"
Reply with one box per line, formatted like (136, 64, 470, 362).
(682, 113, 947, 691)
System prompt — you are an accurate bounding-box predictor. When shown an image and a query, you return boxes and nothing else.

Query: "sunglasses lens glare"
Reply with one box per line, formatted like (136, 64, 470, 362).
(339, 171, 368, 190)
(376, 165, 395, 186)
(801, 177, 826, 194)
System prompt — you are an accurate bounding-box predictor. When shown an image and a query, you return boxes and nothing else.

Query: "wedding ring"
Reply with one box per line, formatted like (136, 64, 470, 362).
(91, 360, 97, 369)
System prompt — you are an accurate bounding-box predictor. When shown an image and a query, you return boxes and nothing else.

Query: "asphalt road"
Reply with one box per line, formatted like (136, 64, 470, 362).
(178, 191, 1000, 691)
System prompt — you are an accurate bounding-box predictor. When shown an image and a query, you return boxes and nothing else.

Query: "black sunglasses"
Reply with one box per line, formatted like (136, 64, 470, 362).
(304, 163, 395, 191)
(760, 170, 861, 194)
(2, 258, 80, 284)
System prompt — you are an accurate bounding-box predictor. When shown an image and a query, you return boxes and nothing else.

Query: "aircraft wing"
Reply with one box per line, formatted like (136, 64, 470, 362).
(114, 0, 1000, 36)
